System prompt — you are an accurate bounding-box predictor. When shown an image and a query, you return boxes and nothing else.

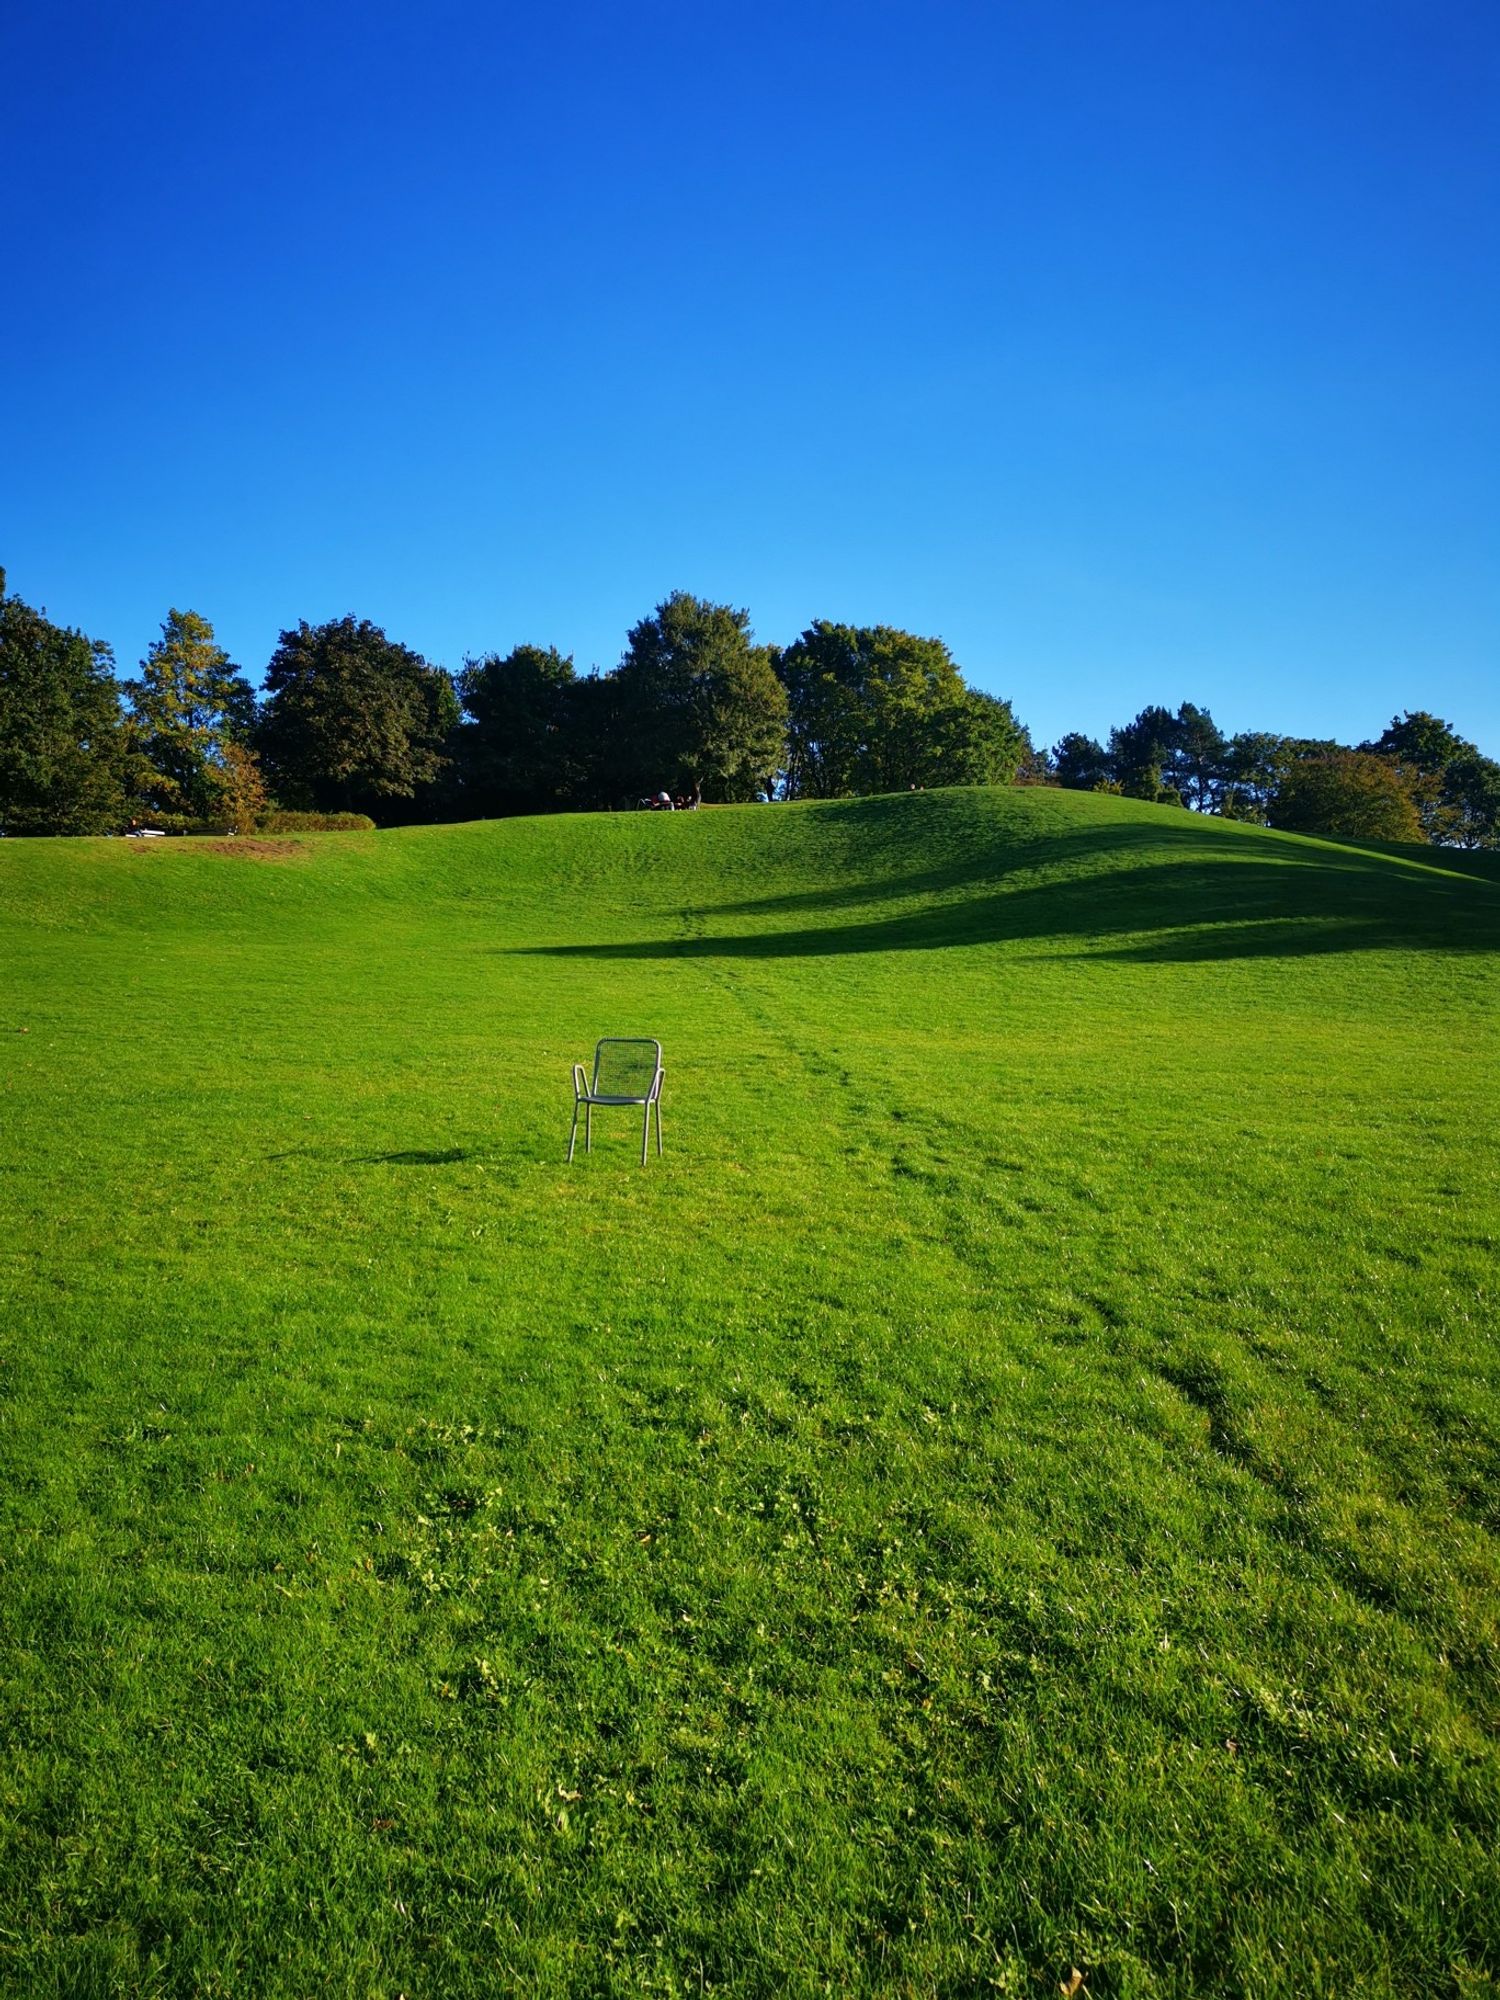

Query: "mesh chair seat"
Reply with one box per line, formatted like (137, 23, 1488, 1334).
(568, 1039, 664, 1164)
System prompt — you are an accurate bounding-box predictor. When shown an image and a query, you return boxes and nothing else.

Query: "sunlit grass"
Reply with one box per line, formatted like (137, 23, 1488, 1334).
(1, 789, 1497, 1996)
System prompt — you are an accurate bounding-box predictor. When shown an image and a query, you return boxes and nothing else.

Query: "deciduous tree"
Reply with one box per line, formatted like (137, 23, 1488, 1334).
(125, 608, 259, 818)
(946, 687, 1030, 787)
(1365, 711, 1500, 848)
(614, 592, 787, 803)
(1367, 710, 1471, 775)
(779, 622, 1023, 797)
(1439, 750, 1500, 850)
(0, 570, 141, 834)
(453, 645, 581, 816)
(256, 616, 458, 817)
(1268, 750, 1424, 843)
(214, 739, 269, 833)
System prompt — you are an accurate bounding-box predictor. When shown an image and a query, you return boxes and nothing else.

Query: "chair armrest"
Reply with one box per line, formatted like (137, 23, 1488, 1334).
(650, 1065, 665, 1102)
(573, 1062, 590, 1101)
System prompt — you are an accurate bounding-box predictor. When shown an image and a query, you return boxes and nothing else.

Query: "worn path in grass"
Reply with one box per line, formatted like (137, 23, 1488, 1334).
(1, 788, 1498, 1998)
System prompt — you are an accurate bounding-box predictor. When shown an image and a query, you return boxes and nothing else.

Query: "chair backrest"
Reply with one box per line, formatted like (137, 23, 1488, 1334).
(593, 1038, 662, 1098)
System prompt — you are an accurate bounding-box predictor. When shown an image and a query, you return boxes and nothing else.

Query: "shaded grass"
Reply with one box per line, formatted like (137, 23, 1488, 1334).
(1, 788, 1497, 1997)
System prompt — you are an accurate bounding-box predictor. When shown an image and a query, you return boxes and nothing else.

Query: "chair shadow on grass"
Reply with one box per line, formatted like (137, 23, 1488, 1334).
(512, 820, 1500, 967)
(263, 1145, 580, 1172)
(265, 1145, 475, 1166)
(360, 1148, 471, 1166)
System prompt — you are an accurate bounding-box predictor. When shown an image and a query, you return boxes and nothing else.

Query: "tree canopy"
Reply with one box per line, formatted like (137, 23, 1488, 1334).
(950, 687, 1031, 788)
(1214, 733, 1297, 822)
(7, 566, 1496, 847)
(1365, 711, 1500, 850)
(1094, 703, 1230, 807)
(0, 570, 142, 835)
(125, 608, 259, 818)
(1042, 698, 1500, 849)
(1439, 751, 1500, 852)
(613, 592, 787, 804)
(1051, 732, 1111, 793)
(256, 617, 459, 815)
(452, 645, 582, 817)
(1105, 705, 1185, 803)
(778, 622, 1025, 798)
(1267, 750, 1424, 844)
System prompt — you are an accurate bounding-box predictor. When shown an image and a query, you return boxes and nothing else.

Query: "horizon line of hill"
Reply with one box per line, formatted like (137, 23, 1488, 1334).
(2, 569, 1496, 850)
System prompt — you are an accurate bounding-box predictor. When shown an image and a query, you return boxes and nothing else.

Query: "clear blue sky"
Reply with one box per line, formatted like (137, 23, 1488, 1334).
(5, 0, 1497, 756)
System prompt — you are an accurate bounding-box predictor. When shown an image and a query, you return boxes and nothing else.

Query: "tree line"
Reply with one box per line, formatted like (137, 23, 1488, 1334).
(2, 564, 1494, 847)
(1044, 701, 1500, 849)
(0, 574, 1027, 834)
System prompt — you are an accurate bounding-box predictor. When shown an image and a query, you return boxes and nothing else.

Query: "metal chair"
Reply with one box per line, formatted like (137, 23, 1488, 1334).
(569, 1039, 664, 1165)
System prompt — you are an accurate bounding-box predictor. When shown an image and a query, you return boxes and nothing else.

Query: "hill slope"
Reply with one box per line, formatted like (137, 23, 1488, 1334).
(2, 789, 1497, 1998)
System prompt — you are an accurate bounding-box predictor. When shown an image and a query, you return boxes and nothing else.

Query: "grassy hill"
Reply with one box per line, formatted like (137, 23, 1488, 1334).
(1, 788, 1497, 1998)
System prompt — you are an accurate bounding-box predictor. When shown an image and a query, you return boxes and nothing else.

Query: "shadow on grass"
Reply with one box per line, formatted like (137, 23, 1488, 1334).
(265, 1146, 475, 1166)
(360, 1148, 472, 1166)
(516, 821, 1500, 965)
(1325, 836, 1500, 884)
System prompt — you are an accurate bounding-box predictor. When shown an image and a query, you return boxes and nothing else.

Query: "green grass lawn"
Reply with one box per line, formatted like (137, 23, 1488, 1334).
(1, 787, 1497, 1998)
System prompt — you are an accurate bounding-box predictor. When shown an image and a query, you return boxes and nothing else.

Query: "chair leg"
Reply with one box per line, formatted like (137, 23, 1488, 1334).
(568, 1100, 580, 1163)
(655, 1096, 663, 1157)
(641, 1102, 649, 1166)
(585, 1103, 592, 1153)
